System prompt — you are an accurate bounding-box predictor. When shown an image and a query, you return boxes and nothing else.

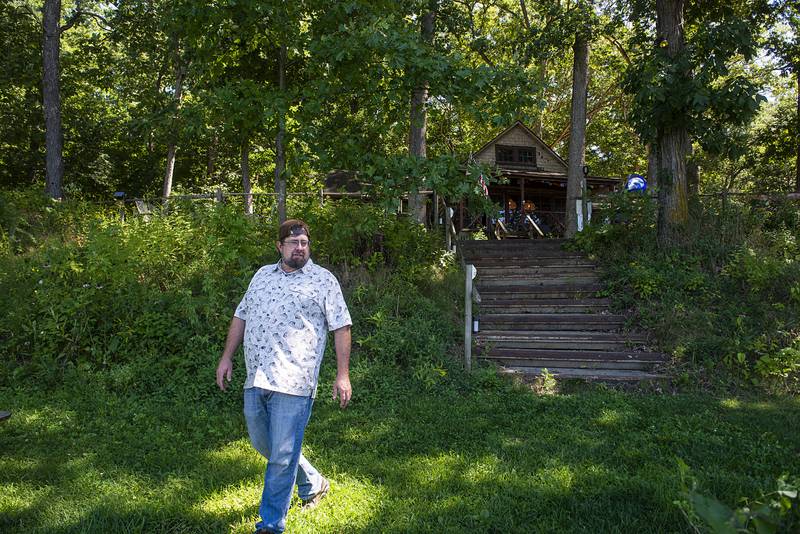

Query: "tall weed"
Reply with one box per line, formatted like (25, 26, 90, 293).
(1, 194, 462, 393)
(575, 192, 800, 392)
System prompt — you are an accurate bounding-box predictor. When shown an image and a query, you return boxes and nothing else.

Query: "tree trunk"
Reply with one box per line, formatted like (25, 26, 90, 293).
(646, 143, 658, 191)
(533, 58, 547, 137)
(28, 118, 41, 185)
(275, 44, 287, 224)
(241, 137, 253, 215)
(42, 0, 64, 199)
(565, 33, 590, 238)
(795, 70, 799, 193)
(207, 133, 218, 182)
(162, 57, 185, 199)
(408, 8, 435, 225)
(687, 157, 699, 195)
(656, 126, 690, 240)
(655, 0, 689, 245)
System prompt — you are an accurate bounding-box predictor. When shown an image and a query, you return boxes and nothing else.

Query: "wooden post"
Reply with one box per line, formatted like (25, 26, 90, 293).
(503, 192, 509, 228)
(520, 177, 525, 229)
(215, 188, 223, 203)
(464, 264, 474, 371)
(445, 203, 453, 251)
(319, 188, 324, 207)
(432, 191, 439, 229)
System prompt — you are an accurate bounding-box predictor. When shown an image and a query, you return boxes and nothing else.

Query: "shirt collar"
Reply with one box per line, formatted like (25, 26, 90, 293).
(274, 257, 314, 275)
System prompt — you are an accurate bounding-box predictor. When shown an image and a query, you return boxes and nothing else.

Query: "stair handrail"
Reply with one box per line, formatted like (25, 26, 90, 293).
(525, 214, 545, 238)
(442, 199, 457, 252)
(494, 219, 508, 240)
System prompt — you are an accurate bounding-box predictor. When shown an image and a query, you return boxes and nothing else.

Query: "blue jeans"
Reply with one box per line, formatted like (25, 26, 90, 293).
(243, 387, 325, 534)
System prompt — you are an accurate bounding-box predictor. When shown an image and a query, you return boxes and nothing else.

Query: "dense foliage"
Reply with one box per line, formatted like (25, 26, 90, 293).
(1, 192, 798, 532)
(0, 190, 461, 393)
(576, 191, 800, 392)
(2, 1, 796, 200)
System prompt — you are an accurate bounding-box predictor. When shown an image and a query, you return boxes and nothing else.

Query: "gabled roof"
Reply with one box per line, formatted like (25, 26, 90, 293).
(473, 120, 568, 170)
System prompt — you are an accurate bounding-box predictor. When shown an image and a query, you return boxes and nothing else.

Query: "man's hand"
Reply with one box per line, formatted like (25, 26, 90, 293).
(332, 326, 352, 408)
(332, 373, 352, 408)
(216, 356, 233, 391)
(217, 317, 244, 391)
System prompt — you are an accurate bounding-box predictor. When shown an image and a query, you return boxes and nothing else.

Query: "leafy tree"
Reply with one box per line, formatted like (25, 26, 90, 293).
(565, 12, 591, 238)
(621, 0, 770, 245)
(766, 0, 799, 191)
(42, 0, 65, 199)
(0, 1, 43, 188)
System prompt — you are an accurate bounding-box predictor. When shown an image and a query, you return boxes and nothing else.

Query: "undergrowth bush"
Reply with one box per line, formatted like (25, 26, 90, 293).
(301, 199, 442, 274)
(0, 189, 462, 394)
(575, 192, 800, 392)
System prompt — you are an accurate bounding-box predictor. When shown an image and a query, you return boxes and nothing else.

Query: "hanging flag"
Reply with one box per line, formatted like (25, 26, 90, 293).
(478, 174, 489, 197)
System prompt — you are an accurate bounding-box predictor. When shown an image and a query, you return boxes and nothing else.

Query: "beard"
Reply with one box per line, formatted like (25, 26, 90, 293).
(284, 253, 309, 270)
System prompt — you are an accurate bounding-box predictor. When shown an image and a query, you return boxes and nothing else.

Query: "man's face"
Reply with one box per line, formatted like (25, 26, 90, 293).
(277, 232, 310, 270)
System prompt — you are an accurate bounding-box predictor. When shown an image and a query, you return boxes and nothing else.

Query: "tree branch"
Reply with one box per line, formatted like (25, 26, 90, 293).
(604, 34, 631, 65)
(519, 0, 531, 30)
(60, 10, 111, 33)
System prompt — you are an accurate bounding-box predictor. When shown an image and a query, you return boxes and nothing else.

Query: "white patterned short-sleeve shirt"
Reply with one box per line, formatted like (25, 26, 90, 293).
(234, 258, 352, 397)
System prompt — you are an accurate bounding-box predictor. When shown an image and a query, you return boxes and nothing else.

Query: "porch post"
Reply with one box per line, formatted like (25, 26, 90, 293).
(464, 264, 475, 371)
(432, 191, 439, 229)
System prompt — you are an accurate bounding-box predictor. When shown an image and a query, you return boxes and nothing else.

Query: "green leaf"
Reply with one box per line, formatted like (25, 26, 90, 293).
(688, 492, 737, 534)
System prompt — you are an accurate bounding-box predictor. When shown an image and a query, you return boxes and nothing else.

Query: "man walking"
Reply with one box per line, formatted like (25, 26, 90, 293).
(216, 219, 352, 534)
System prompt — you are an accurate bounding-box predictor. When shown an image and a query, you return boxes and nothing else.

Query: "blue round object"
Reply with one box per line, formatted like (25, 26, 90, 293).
(626, 174, 647, 192)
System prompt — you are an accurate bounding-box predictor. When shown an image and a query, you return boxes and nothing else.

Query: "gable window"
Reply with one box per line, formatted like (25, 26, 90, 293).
(495, 145, 537, 168)
(496, 146, 515, 163)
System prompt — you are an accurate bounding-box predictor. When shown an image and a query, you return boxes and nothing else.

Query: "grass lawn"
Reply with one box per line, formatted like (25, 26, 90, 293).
(1, 361, 798, 534)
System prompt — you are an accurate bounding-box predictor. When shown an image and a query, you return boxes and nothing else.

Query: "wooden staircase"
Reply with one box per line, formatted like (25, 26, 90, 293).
(459, 239, 667, 380)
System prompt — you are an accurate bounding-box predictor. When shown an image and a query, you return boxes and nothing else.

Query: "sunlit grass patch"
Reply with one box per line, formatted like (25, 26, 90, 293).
(2, 375, 800, 533)
(287, 476, 385, 533)
(719, 397, 742, 409)
(196, 480, 261, 517)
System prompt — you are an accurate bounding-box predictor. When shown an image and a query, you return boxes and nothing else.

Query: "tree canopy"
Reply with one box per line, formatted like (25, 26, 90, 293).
(0, 0, 797, 217)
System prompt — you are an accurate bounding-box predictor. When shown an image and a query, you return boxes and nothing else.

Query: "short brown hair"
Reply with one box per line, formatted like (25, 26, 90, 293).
(278, 219, 311, 242)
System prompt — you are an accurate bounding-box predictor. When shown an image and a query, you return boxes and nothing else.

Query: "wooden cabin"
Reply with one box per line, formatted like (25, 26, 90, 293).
(469, 121, 618, 237)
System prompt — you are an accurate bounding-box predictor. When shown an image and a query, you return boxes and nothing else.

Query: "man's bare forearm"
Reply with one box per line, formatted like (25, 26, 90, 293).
(221, 317, 245, 361)
(333, 325, 351, 376)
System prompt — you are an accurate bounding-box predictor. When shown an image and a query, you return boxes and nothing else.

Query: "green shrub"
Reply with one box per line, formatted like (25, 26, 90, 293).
(301, 199, 442, 273)
(677, 460, 800, 533)
(574, 192, 800, 391)
(1, 194, 462, 392)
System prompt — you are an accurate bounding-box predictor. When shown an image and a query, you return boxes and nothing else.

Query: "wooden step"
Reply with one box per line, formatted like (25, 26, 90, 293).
(498, 367, 666, 381)
(478, 275, 601, 287)
(478, 299, 610, 313)
(478, 282, 604, 295)
(485, 357, 655, 371)
(476, 265, 599, 276)
(467, 257, 596, 268)
(480, 347, 664, 361)
(463, 253, 587, 263)
(477, 335, 646, 351)
(481, 313, 625, 325)
(477, 330, 648, 341)
(459, 239, 569, 249)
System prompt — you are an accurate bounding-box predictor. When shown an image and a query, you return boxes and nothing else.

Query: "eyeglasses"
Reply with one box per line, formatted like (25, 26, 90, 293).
(283, 238, 310, 248)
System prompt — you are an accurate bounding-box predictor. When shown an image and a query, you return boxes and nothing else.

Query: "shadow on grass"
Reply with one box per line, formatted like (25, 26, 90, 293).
(2, 362, 799, 534)
(0, 380, 263, 533)
(297, 363, 800, 533)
